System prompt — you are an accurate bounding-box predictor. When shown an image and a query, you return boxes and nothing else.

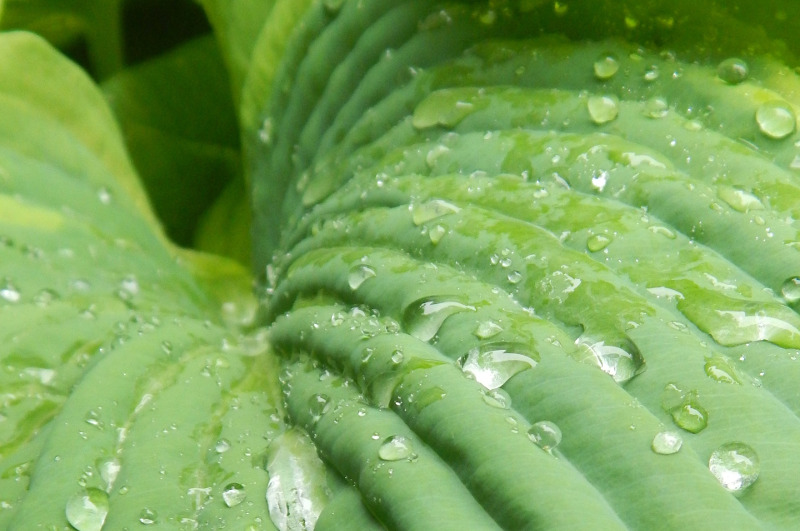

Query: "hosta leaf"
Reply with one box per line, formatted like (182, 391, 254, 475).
(0, 31, 280, 529)
(102, 35, 241, 248)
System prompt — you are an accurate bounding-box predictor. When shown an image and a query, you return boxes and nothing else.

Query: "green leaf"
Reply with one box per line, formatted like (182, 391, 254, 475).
(102, 35, 242, 248)
(0, 31, 280, 529)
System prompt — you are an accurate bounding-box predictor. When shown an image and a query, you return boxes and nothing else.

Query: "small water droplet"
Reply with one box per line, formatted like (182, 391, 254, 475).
(644, 97, 669, 118)
(412, 386, 447, 412)
(587, 233, 612, 252)
(781, 277, 800, 303)
(527, 421, 562, 451)
(481, 388, 512, 409)
(348, 264, 377, 290)
(577, 338, 645, 383)
(222, 482, 246, 507)
(390, 350, 404, 364)
(643, 64, 660, 82)
(651, 431, 683, 455)
(215, 438, 231, 453)
(717, 58, 749, 84)
(428, 224, 446, 244)
(458, 342, 537, 389)
(593, 53, 619, 80)
(308, 394, 331, 423)
(411, 199, 461, 225)
(378, 435, 416, 461)
(507, 270, 523, 284)
(587, 95, 619, 124)
(474, 320, 503, 339)
(402, 295, 476, 341)
(717, 186, 764, 213)
(709, 442, 760, 492)
(258, 117, 274, 145)
(139, 507, 158, 525)
(33, 288, 60, 307)
(65, 488, 109, 531)
(756, 101, 796, 139)
(704, 354, 743, 384)
(661, 383, 708, 433)
(0, 279, 20, 303)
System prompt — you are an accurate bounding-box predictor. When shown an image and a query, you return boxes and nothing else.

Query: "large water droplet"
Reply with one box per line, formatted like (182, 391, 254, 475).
(402, 296, 476, 341)
(99, 459, 121, 489)
(781, 277, 800, 303)
(756, 101, 796, 139)
(411, 199, 461, 225)
(412, 90, 479, 129)
(348, 264, 376, 290)
(661, 384, 708, 433)
(428, 224, 447, 244)
(222, 482, 247, 507)
(527, 421, 562, 451)
(578, 339, 645, 383)
(593, 54, 619, 80)
(717, 186, 764, 213)
(587, 95, 619, 124)
(708, 442, 760, 493)
(65, 488, 109, 531)
(378, 435, 416, 461)
(717, 58, 749, 84)
(704, 354, 743, 384)
(651, 431, 683, 455)
(458, 342, 537, 389)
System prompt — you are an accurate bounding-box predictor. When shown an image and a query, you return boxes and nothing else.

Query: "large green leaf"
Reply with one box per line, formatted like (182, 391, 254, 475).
(0, 31, 280, 529)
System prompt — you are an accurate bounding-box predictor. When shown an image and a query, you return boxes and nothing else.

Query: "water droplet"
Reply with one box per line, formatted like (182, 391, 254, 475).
(474, 320, 503, 339)
(348, 264, 376, 290)
(756, 101, 796, 139)
(428, 224, 447, 244)
(648, 225, 676, 239)
(709, 442, 759, 492)
(308, 394, 331, 423)
(411, 199, 461, 225)
(139, 507, 158, 525)
(717, 58, 749, 84)
(781, 277, 800, 303)
(258, 117, 274, 145)
(0, 279, 20, 303)
(717, 186, 764, 213)
(644, 97, 669, 118)
(587, 95, 619, 124)
(215, 438, 231, 453)
(577, 338, 645, 383)
(593, 54, 619, 80)
(704, 354, 743, 384)
(507, 270, 523, 284)
(412, 386, 447, 412)
(661, 384, 708, 433)
(378, 435, 416, 461)
(482, 388, 512, 409)
(458, 342, 537, 389)
(553, 1, 569, 16)
(99, 459, 121, 489)
(586, 233, 612, 252)
(643, 64, 660, 82)
(33, 288, 60, 307)
(65, 488, 109, 531)
(412, 90, 479, 129)
(527, 421, 562, 451)
(651, 430, 683, 455)
(222, 482, 246, 507)
(97, 187, 112, 205)
(402, 295, 476, 341)
(390, 350, 404, 364)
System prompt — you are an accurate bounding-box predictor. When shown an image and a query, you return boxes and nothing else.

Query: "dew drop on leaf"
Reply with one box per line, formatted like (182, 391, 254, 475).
(458, 342, 537, 389)
(586, 233, 612, 252)
(348, 264, 376, 290)
(378, 435, 416, 461)
(709, 442, 760, 493)
(222, 483, 246, 507)
(651, 431, 683, 455)
(704, 354, 743, 385)
(593, 53, 619, 80)
(402, 295, 475, 341)
(0, 278, 20, 303)
(587, 95, 619, 124)
(717, 57, 749, 84)
(410, 199, 461, 225)
(474, 320, 503, 339)
(482, 388, 512, 409)
(65, 488, 109, 531)
(308, 393, 331, 423)
(527, 421, 562, 451)
(139, 507, 158, 525)
(781, 277, 800, 303)
(644, 97, 669, 118)
(756, 101, 796, 139)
